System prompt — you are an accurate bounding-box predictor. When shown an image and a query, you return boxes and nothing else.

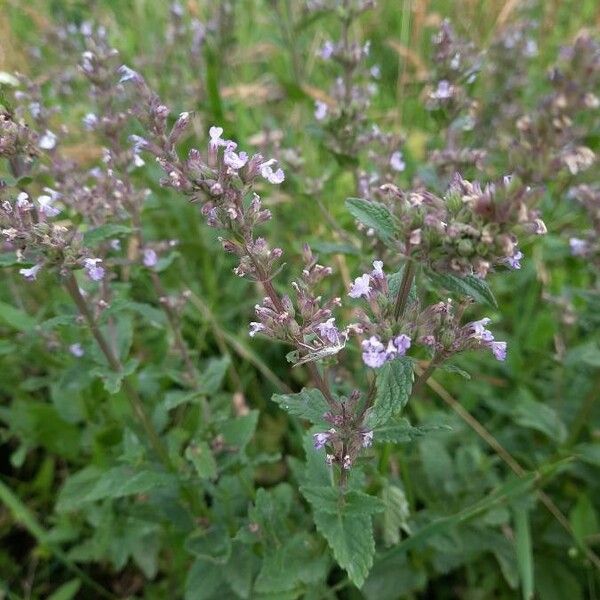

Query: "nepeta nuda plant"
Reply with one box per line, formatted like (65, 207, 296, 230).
(114, 52, 549, 582)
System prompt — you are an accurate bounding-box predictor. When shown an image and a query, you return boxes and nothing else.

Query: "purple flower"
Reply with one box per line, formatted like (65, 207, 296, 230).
(349, 273, 371, 298)
(316, 318, 339, 344)
(490, 341, 507, 361)
(361, 430, 374, 448)
(224, 145, 249, 170)
(19, 264, 42, 281)
(319, 40, 335, 60)
(361, 336, 388, 368)
(389, 334, 411, 356)
(83, 258, 105, 281)
(504, 249, 524, 269)
(260, 160, 285, 184)
(469, 318, 494, 342)
(569, 238, 588, 256)
(143, 248, 158, 267)
(69, 343, 85, 357)
(313, 431, 332, 449)
(390, 150, 406, 172)
(314, 101, 328, 121)
(249, 322, 265, 337)
(432, 80, 453, 100)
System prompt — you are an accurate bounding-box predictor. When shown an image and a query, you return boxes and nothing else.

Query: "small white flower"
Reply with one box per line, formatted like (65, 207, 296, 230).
(118, 65, 140, 83)
(39, 130, 57, 150)
(37, 195, 60, 218)
(16, 192, 32, 211)
(348, 274, 372, 299)
(314, 101, 328, 121)
(19, 264, 42, 281)
(69, 343, 85, 357)
(83, 258, 105, 281)
(83, 113, 98, 130)
(143, 248, 158, 267)
(260, 160, 285, 184)
(390, 150, 406, 172)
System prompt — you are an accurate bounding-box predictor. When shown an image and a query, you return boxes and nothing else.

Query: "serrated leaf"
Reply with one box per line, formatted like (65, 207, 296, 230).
(185, 440, 217, 480)
(513, 396, 566, 443)
(312, 509, 374, 588)
(198, 356, 230, 395)
(346, 197, 395, 243)
(82, 223, 133, 246)
(301, 485, 384, 516)
(185, 558, 225, 600)
(427, 270, 497, 308)
(271, 388, 330, 425)
(47, 579, 81, 600)
(368, 358, 413, 427)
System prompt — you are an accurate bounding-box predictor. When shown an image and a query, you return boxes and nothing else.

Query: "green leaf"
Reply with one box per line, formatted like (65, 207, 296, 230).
(426, 270, 498, 308)
(569, 493, 598, 544)
(368, 357, 413, 427)
(387, 265, 417, 304)
(0, 300, 36, 331)
(91, 358, 138, 394)
(57, 466, 177, 509)
(513, 395, 567, 443)
(185, 440, 217, 480)
(271, 388, 330, 425)
(0, 252, 20, 267)
(513, 507, 534, 600)
(82, 223, 133, 246)
(198, 356, 230, 395)
(185, 558, 225, 600)
(346, 197, 395, 243)
(373, 418, 450, 443)
(381, 484, 411, 546)
(47, 579, 82, 600)
(312, 509, 375, 588)
(301, 486, 384, 516)
(186, 525, 232, 565)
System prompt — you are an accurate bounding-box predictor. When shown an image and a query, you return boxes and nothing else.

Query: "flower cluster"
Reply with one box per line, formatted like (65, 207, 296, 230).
(380, 174, 544, 278)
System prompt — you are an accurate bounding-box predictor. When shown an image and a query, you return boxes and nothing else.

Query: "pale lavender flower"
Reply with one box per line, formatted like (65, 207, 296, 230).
(342, 455, 352, 470)
(69, 343, 85, 357)
(361, 336, 388, 368)
(319, 40, 335, 60)
(431, 80, 453, 100)
(110, 239, 121, 251)
(16, 192, 32, 211)
(370, 65, 381, 79)
(371, 260, 384, 279)
(390, 334, 411, 355)
(249, 322, 265, 337)
(224, 145, 249, 170)
(83, 258, 105, 281)
(209, 126, 226, 147)
(361, 430, 374, 448)
(143, 248, 158, 267)
(569, 238, 588, 256)
(314, 101, 328, 121)
(83, 113, 98, 130)
(37, 195, 60, 217)
(490, 341, 507, 361)
(469, 318, 494, 342)
(260, 160, 285, 184)
(313, 430, 332, 449)
(390, 150, 406, 172)
(349, 273, 371, 298)
(316, 317, 340, 344)
(504, 249, 524, 269)
(19, 264, 42, 281)
(38, 130, 57, 150)
(118, 65, 141, 83)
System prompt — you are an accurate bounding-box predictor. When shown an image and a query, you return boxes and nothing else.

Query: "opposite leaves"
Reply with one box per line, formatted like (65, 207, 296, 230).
(368, 357, 414, 427)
